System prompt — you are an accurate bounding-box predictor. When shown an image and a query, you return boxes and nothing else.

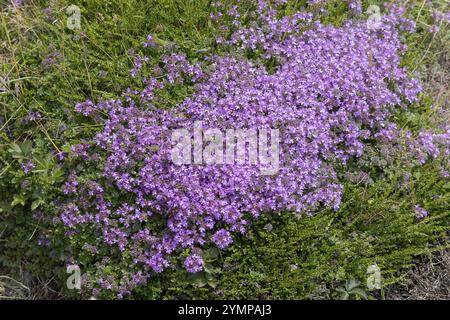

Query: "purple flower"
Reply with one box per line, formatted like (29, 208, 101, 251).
(143, 35, 156, 48)
(24, 111, 42, 123)
(147, 253, 169, 273)
(38, 234, 51, 247)
(21, 160, 35, 174)
(63, 174, 78, 195)
(184, 254, 204, 273)
(82, 243, 98, 254)
(10, 0, 22, 8)
(212, 229, 233, 249)
(41, 47, 62, 69)
(428, 25, 440, 34)
(415, 205, 428, 219)
(348, 0, 362, 15)
(70, 143, 90, 159)
(57, 151, 68, 161)
(75, 100, 95, 116)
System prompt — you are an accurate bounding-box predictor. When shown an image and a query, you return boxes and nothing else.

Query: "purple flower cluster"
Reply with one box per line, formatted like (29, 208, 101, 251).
(348, 0, 363, 15)
(212, 229, 233, 249)
(184, 254, 204, 273)
(415, 205, 428, 219)
(143, 35, 156, 48)
(407, 129, 450, 165)
(63, 174, 78, 195)
(59, 1, 446, 297)
(41, 46, 62, 69)
(429, 9, 450, 34)
(21, 160, 35, 174)
(9, 0, 22, 9)
(24, 111, 42, 123)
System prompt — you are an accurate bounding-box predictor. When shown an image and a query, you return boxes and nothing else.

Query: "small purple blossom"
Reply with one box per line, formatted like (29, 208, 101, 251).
(212, 229, 233, 249)
(348, 0, 362, 15)
(75, 100, 95, 116)
(57, 151, 68, 161)
(38, 234, 51, 247)
(24, 111, 42, 123)
(10, 0, 22, 8)
(63, 174, 78, 195)
(41, 47, 62, 69)
(415, 205, 428, 219)
(21, 160, 35, 174)
(70, 143, 90, 159)
(440, 169, 449, 179)
(147, 253, 169, 273)
(143, 35, 157, 48)
(129, 54, 149, 78)
(263, 223, 273, 232)
(428, 25, 440, 34)
(184, 254, 204, 273)
(82, 243, 98, 254)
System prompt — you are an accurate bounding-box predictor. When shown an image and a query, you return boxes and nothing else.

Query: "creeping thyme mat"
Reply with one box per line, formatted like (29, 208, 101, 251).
(61, 1, 449, 297)
(0, 0, 449, 299)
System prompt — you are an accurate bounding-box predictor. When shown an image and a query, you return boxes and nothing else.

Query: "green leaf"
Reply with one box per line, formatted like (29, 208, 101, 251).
(31, 199, 44, 211)
(8, 141, 33, 160)
(186, 272, 207, 288)
(346, 279, 361, 291)
(350, 288, 368, 300)
(194, 277, 207, 288)
(11, 194, 26, 207)
(203, 248, 219, 262)
(208, 280, 218, 289)
(340, 292, 349, 300)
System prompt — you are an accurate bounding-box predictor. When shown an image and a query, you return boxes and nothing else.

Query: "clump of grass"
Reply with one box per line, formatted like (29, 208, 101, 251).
(0, 275, 29, 300)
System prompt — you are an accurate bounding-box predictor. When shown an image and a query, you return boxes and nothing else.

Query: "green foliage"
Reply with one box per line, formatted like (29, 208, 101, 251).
(336, 279, 368, 300)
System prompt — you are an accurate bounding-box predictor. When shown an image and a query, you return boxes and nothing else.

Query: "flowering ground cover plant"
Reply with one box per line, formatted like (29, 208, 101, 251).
(0, 0, 449, 299)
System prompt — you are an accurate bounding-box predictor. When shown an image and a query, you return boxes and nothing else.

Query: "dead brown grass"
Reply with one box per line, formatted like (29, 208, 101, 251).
(387, 250, 450, 300)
